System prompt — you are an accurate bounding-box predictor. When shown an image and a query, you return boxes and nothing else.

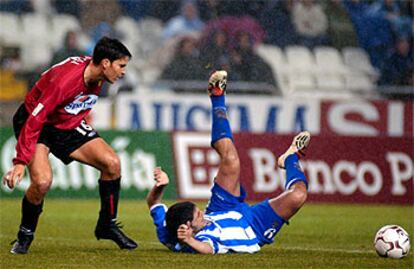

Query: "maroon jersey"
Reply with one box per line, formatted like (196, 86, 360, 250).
(14, 56, 103, 165)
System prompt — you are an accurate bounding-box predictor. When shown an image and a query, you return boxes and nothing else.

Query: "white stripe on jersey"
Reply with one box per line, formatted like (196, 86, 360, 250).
(207, 211, 243, 221)
(218, 244, 260, 254)
(216, 226, 256, 241)
(195, 211, 261, 254)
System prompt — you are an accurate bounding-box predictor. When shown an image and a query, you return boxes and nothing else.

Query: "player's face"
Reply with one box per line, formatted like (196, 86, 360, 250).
(191, 207, 205, 232)
(103, 56, 129, 84)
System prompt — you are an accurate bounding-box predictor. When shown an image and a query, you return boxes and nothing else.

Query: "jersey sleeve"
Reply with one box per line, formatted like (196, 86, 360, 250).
(150, 204, 170, 245)
(13, 81, 66, 165)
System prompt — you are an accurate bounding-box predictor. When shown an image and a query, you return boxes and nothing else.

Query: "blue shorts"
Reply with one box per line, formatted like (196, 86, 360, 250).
(206, 182, 287, 246)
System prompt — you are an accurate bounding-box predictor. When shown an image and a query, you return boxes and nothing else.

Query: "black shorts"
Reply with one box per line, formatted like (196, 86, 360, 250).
(13, 104, 100, 165)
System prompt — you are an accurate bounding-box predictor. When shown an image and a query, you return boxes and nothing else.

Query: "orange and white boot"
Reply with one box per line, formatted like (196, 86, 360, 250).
(278, 131, 311, 169)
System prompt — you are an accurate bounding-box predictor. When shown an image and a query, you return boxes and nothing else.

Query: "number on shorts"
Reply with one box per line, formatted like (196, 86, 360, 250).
(264, 228, 277, 240)
(76, 120, 93, 136)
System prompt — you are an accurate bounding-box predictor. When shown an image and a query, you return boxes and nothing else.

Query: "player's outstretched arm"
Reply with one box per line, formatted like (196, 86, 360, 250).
(177, 222, 213, 254)
(146, 167, 169, 208)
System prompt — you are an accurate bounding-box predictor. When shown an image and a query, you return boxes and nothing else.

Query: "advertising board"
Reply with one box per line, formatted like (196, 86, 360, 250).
(0, 128, 176, 199)
(173, 132, 413, 204)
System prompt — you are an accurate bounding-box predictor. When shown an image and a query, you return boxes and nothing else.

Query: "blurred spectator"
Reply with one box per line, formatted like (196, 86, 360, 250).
(200, 30, 229, 70)
(292, 0, 329, 48)
(0, 0, 32, 13)
(207, 0, 265, 19)
(198, 0, 264, 22)
(343, 0, 394, 69)
(85, 22, 117, 55)
(1, 47, 22, 71)
(161, 36, 205, 80)
(399, 0, 413, 19)
(162, 0, 204, 41)
(240, 0, 267, 19)
(118, 0, 151, 21)
(197, 0, 227, 22)
(369, 0, 412, 39)
(149, 0, 180, 22)
(200, 16, 265, 50)
(49, 31, 87, 66)
(400, 1, 414, 37)
(230, 32, 276, 86)
(52, 0, 81, 18)
(322, 0, 358, 49)
(80, 0, 122, 31)
(260, 0, 298, 48)
(379, 37, 414, 86)
(31, 0, 53, 15)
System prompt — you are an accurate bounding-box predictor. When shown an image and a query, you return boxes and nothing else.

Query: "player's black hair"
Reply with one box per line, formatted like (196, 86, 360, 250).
(92, 36, 132, 65)
(165, 201, 196, 239)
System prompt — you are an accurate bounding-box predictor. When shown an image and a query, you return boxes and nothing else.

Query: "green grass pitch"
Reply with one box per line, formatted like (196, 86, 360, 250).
(0, 199, 413, 269)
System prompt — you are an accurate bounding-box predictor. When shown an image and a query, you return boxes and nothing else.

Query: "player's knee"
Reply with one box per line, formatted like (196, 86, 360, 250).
(36, 180, 52, 194)
(290, 184, 307, 208)
(102, 154, 121, 178)
(30, 169, 52, 194)
(31, 175, 53, 195)
(222, 152, 240, 171)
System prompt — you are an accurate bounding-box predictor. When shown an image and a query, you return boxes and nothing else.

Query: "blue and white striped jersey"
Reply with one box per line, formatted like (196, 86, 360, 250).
(150, 204, 261, 254)
(150, 182, 286, 254)
(196, 211, 261, 254)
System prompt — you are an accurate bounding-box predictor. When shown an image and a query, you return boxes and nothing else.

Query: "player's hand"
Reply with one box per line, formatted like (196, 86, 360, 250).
(2, 164, 25, 189)
(177, 221, 194, 244)
(153, 167, 169, 187)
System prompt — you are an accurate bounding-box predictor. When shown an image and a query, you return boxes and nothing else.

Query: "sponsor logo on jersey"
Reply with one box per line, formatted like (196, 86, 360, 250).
(64, 94, 98, 115)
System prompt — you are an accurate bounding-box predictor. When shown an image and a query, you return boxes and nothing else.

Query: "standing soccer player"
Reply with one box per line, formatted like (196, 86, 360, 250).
(3, 37, 138, 254)
(147, 70, 310, 254)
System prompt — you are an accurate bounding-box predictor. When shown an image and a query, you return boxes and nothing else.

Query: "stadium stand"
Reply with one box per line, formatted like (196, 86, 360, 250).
(315, 73, 345, 92)
(342, 47, 379, 79)
(136, 17, 164, 60)
(0, 0, 412, 104)
(50, 14, 81, 50)
(345, 73, 374, 93)
(314, 46, 349, 76)
(285, 46, 317, 75)
(255, 44, 289, 94)
(0, 12, 23, 46)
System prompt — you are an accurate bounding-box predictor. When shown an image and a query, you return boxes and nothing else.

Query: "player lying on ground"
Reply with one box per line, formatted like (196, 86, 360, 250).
(146, 70, 311, 254)
(3, 37, 137, 254)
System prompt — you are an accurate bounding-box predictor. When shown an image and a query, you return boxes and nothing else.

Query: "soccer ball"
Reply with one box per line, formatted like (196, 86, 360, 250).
(374, 225, 410, 259)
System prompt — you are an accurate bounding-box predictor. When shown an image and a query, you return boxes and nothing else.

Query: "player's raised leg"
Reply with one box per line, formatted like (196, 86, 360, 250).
(268, 131, 311, 220)
(69, 138, 137, 250)
(11, 144, 52, 254)
(208, 70, 240, 196)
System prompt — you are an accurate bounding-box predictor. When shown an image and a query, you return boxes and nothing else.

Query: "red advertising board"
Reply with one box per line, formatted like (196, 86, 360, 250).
(320, 100, 413, 137)
(173, 132, 413, 204)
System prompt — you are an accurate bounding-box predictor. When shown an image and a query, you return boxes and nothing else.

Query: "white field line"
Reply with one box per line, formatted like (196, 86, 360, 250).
(0, 234, 374, 254)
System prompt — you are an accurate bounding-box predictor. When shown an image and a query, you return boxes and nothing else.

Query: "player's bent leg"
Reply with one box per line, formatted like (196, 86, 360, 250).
(26, 144, 53, 204)
(269, 131, 311, 221)
(11, 144, 51, 254)
(69, 137, 120, 180)
(69, 138, 137, 250)
(268, 182, 307, 221)
(213, 138, 241, 196)
(208, 70, 241, 196)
